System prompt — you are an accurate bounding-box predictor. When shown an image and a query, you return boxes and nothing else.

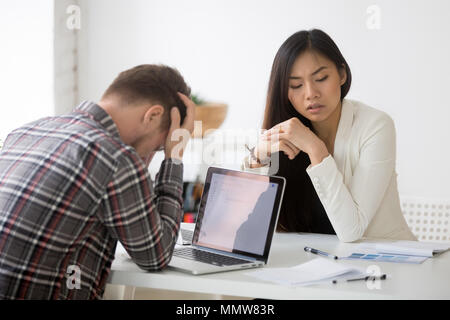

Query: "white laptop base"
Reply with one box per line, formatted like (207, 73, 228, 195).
(168, 167, 285, 275)
(169, 251, 264, 275)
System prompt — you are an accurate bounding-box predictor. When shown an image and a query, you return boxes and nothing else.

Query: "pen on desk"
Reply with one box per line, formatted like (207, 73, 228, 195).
(304, 246, 338, 260)
(332, 274, 387, 284)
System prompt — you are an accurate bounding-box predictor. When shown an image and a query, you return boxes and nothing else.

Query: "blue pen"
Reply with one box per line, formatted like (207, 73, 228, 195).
(304, 246, 339, 260)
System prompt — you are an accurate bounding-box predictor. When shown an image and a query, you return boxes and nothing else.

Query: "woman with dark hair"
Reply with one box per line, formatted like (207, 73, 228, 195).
(243, 29, 416, 242)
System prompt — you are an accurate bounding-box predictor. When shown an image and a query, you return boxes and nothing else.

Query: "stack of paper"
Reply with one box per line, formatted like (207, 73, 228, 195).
(359, 241, 450, 257)
(246, 258, 367, 287)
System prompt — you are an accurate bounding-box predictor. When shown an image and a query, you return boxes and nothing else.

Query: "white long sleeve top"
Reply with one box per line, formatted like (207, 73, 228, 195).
(243, 99, 417, 243)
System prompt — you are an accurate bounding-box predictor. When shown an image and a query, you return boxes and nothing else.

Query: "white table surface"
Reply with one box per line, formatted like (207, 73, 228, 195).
(108, 225, 450, 300)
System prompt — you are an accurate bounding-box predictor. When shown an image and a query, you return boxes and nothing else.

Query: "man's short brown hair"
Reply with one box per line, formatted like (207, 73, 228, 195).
(102, 64, 191, 130)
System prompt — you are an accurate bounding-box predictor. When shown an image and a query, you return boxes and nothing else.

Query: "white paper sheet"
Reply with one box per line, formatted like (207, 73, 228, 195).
(246, 258, 367, 287)
(357, 241, 450, 257)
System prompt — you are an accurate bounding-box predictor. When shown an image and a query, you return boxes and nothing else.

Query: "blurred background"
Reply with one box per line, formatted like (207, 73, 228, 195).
(1, 0, 450, 202)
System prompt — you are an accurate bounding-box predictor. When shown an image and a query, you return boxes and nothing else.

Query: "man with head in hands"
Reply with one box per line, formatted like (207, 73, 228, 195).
(0, 64, 195, 299)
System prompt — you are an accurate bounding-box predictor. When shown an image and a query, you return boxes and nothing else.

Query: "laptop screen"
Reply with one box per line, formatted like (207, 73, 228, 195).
(192, 167, 285, 261)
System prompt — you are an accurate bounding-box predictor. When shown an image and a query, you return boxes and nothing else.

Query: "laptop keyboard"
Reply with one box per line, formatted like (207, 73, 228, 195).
(173, 247, 251, 266)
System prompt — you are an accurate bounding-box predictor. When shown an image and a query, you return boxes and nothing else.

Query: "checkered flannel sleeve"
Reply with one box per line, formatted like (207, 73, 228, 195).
(98, 157, 184, 271)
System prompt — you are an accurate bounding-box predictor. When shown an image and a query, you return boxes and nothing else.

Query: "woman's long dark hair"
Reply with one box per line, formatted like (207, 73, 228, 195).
(263, 29, 352, 232)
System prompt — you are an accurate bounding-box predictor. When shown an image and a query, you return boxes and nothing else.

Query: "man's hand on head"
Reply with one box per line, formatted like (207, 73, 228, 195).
(164, 93, 196, 162)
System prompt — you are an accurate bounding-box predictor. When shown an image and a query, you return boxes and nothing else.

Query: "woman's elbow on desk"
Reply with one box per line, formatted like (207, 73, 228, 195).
(337, 234, 362, 243)
(334, 225, 366, 243)
(328, 206, 370, 243)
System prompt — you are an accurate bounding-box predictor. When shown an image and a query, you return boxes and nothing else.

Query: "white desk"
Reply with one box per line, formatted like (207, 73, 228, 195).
(107, 232, 450, 299)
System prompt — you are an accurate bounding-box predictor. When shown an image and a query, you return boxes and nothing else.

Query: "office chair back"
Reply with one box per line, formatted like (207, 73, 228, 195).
(400, 196, 450, 243)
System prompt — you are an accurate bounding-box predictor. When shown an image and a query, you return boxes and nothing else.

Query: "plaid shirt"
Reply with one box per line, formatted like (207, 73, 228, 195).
(0, 101, 184, 299)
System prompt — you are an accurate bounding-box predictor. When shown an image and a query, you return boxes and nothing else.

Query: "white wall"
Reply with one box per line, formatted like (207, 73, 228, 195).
(54, 0, 80, 115)
(0, 0, 54, 139)
(77, 0, 450, 199)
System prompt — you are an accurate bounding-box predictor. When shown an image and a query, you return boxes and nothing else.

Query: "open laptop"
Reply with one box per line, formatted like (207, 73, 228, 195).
(169, 167, 286, 275)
